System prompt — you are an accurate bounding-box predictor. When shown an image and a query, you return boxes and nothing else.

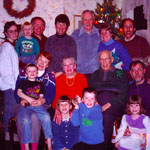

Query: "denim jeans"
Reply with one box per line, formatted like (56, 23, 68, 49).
(18, 105, 53, 144)
(20, 55, 36, 65)
(3, 89, 16, 132)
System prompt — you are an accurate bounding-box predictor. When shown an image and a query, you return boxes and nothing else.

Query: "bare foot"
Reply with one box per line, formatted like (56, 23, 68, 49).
(47, 138, 52, 150)
(25, 143, 29, 150)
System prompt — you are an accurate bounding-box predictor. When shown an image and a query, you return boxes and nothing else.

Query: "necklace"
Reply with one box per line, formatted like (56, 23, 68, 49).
(66, 72, 76, 86)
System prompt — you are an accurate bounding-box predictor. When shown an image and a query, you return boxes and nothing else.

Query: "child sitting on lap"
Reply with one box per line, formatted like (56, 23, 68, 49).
(17, 64, 52, 150)
(71, 87, 105, 150)
(52, 95, 79, 150)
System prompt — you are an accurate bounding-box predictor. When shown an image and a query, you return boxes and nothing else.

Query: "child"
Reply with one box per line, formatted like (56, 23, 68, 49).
(71, 87, 105, 150)
(52, 95, 79, 150)
(17, 64, 52, 150)
(113, 95, 150, 150)
(16, 22, 40, 66)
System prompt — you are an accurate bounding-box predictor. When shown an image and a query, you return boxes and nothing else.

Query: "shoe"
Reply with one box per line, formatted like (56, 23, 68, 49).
(14, 133, 19, 141)
(5, 132, 10, 141)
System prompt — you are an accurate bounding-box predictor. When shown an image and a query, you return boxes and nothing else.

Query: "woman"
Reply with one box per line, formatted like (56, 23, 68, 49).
(98, 23, 131, 71)
(52, 56, 88, 109)
(0, 21, 19, 140)
(16, 51, 55, 150)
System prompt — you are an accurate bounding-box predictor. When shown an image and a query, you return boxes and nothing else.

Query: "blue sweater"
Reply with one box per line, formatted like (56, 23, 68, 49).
(98, 39, 131, 71)
(15, 69, 55, 105)
(71, 103, 104, 144)
(52, 120, 79, 150)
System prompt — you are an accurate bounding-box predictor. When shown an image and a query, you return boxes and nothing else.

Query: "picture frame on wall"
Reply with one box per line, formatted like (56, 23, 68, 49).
(73, 15, 82, 30)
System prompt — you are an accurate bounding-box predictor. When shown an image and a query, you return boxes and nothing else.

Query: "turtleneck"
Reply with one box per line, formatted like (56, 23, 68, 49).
(104, 38, 114, 46)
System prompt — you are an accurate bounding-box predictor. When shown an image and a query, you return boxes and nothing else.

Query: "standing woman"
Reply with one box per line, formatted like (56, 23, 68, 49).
(0, 21, 19, 140)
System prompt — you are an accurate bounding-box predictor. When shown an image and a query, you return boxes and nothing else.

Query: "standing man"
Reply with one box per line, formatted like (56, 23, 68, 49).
(71, 10, 101, 81)
(119, 18, 150, 78)
(45, 14, 77, 75)
(129, 60, 150, 116)
(89, 50, 128, 150)
(31, 17, 48, 52)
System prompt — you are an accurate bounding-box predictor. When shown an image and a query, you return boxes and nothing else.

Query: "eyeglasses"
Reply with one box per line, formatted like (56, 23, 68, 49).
(7, 29, 18, 34)
(99, 58, 111, 62)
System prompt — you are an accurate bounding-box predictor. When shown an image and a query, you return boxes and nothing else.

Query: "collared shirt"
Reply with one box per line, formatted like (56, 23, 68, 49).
(71, 26, 101, 74)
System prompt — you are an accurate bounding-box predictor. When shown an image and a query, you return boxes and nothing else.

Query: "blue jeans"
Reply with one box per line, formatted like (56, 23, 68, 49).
(20, 55, 36, 65)
(3, 89, 16, 132)
(18, 105, 53, 144)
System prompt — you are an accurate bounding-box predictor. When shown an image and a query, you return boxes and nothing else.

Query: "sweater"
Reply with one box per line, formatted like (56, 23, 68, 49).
(0, 42, 19, 90)
(44, 34, 77, 72)
(52, 73, 88, 108)
(71, 103, 104, 145)
(98, 39, 131, 71)
(15, 69, 55, 105)
(52, 119, 79, 150)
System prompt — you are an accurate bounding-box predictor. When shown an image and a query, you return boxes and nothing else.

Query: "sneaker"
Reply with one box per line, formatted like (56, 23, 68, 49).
(5, 132, 10, 141)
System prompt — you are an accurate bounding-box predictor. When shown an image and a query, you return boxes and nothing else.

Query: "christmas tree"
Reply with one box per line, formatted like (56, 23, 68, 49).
(94, 0, 123, 39)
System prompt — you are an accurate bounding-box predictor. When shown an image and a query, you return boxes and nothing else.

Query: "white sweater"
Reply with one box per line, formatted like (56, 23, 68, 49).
(0, 42, 19, 90)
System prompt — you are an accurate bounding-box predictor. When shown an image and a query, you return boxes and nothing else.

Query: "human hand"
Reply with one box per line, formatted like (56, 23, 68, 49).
(72, 96, 81, 109)
(21, 99, 30, 107)
(53, 109, 62, 125)
(31, 100, 42, 107)
(27, 97, 35, 104)
(102, 103, 111, 112)
(52, 71, 63, 79)
(115, 142, 119, 148)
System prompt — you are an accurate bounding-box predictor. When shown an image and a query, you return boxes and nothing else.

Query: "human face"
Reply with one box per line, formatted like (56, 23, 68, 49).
(82, 92, 96, 108)
(130, 63, 145, 85)
(59, 102, 71, 115)
(32, 19, 45, 36)
(26, 66, 38, 81)
(55, 22, 68, 35)
(123, 20, 136, 40)
(129, 104, 140, 115)
(100, 29, 112, 43)
(36, 55, 49, 71)
(63, 59, 76, 77)
(23, 25, 33, 37)
(5, 25, 18, 42)
(99, 51, 113, 71)
(82, 12, 94, 33)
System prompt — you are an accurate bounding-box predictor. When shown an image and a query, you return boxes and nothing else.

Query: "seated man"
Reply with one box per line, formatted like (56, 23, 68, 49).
(89, 50, 128, 150)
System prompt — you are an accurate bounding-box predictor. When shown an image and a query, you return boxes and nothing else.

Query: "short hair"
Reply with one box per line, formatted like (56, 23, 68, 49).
(25, 64, 38, 72)
(129, 60, 145, 70)
(22, 22, 32, 29)
(62, 57, 77, 66)
(126, 95, 145, 115)
(56, 95, 72, 110)
(122, 18, 135, 28)
(55, 14, 70, 27)
(81, 10, 95, 20)
(31, 16, 46, 27)
(36, 52, 52, 65)
(82, 87, 97, 101)
(99, 23, 113, 35)
(4, 21, 18, 33)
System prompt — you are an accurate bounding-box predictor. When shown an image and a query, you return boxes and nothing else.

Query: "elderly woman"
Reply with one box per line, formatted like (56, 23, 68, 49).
(52, 56, 88, 109)
(16, 51, 55, 150)
(98, 23, 131, 71)
(0, 21, 19, 140)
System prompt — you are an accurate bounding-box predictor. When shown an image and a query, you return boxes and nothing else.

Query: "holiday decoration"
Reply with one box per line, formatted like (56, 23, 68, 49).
(94, 0, 123, 39)
(3, 0, 36, 19)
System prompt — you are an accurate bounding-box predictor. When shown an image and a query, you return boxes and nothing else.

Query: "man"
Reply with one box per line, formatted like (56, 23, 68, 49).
(119, 18, 150, 78)
(129, 60, 150, 116)
(45, 14, 77, 74)
(31, 17, 48, 52)
(89, 50, 128, 150)
(71, 10, 100, 81)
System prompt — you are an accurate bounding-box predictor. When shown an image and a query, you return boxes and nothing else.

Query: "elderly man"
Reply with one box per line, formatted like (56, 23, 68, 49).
(45, 14, 77, 74)
(89, 50, 128, 150)
(119, 18, 150, 78)
(129, 60, 150, 116)
(31, 17, 48, 52)
(71, 10, 100, 81)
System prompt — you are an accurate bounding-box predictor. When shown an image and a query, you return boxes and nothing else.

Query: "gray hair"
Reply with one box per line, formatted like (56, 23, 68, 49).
(81, 10, 95, 21)
(62, 57, 77, 66)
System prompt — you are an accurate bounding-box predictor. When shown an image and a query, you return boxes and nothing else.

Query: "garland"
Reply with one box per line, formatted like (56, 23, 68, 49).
(3, 0, 36, 19)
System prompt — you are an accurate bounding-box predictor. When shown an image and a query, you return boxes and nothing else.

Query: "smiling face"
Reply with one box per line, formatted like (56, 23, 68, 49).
(26, 66, 38, 81)
(22, 25, 33, 37)
(129, 103, 140, 115)
(130, 63, 145, 85)
(123, 19, 136, 40)
(82, 92, 96, 108)
(59, 101, 71, 115)
(100, 29, 112, 43)
(55, 22, 68, 35)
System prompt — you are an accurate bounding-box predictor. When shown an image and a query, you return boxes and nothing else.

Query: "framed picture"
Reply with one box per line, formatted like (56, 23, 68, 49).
(73, 15, 82, 30)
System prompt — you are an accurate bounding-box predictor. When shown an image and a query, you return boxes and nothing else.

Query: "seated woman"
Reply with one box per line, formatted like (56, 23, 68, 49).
(15, 51, 55, 150)
(52, 56, 88, 109)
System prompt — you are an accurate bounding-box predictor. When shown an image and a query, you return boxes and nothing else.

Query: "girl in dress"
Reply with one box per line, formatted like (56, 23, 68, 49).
(113, 95, 150, 150)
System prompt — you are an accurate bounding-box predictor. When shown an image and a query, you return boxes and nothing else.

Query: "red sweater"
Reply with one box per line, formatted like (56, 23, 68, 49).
(52, 73, 88, 108)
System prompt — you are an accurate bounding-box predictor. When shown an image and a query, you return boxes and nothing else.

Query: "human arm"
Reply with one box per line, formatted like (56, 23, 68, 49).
(34, 39, 40, 56)
(15, 38, 21, 56)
